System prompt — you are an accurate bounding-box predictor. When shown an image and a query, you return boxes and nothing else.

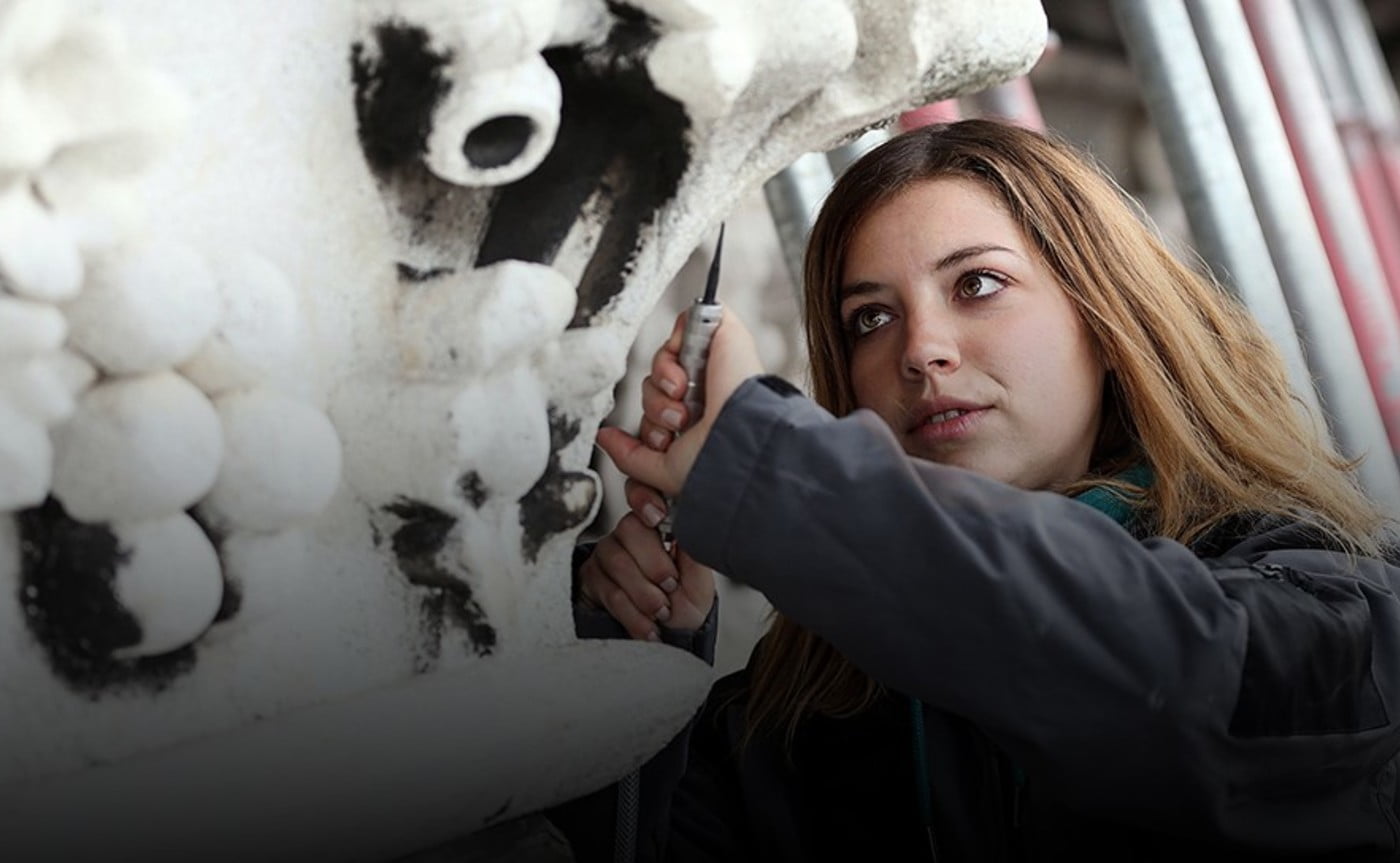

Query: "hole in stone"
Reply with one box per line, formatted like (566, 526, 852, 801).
(463, 115, 535, 169)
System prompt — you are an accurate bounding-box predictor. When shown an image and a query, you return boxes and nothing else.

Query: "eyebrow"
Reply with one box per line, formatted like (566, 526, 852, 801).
(838, 243, 1019, 301)
(934, 243, 1017, 271)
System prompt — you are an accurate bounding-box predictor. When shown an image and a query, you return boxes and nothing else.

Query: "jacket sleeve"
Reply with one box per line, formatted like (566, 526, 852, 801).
(673, 376, 1400, 851)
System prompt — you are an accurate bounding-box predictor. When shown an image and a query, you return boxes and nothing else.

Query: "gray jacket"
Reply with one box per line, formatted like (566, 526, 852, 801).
(668, 375, 1400, 856)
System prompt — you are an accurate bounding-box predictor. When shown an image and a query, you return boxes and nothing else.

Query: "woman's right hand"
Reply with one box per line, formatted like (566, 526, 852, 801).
(577, 504, 715, 641)
(597, 309, 763, 500)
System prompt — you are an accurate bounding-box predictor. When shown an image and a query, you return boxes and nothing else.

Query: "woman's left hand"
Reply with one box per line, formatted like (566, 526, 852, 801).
(597, 308, 763, 498)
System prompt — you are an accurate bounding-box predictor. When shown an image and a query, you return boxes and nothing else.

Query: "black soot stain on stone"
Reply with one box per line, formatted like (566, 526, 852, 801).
(395, 261, 456, 283)
(414, 588, 446, 672)
(519, 410, 597, 563)
(211, 566, 243, 626)
(15, 498, 197, 696)
(381, 498, 497, 660)
(458, 471, 488, 508)
(188, 507, 241, 624)
(351, 23, 452, 176)
(475, 3, 693, 325)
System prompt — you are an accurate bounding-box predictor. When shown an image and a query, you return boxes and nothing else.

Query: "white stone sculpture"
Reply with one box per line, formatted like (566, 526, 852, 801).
(0, 0, 1046, 860)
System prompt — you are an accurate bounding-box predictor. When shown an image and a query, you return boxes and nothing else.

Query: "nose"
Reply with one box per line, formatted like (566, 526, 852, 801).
(901, 309, 960, 379)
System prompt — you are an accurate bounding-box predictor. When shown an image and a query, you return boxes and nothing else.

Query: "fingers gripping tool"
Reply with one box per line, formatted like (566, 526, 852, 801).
(657, 224, 724, 545)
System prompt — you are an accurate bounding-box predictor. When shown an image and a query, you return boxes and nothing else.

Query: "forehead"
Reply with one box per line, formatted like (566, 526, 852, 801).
(843, 177, 1027, 272)
(861, 177, 1015, 238)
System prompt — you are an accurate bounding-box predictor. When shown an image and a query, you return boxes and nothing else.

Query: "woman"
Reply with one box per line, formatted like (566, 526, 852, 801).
(564, 119, 1400, 861)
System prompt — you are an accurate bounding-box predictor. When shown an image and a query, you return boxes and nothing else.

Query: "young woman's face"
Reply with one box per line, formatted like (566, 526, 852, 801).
(839, 177, 1105, 490)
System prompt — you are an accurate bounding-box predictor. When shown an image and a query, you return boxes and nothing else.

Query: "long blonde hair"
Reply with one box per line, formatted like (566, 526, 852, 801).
(746, 119, 1388, 745)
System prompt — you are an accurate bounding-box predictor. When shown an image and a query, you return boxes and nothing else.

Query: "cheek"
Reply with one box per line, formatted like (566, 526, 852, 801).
(1049, 338, 1105, 429)
(1060, 322, 1106, 402)
(847, 360, 876, 410)
(846, 344, 893, 411)
(998, 318, 1102, 412)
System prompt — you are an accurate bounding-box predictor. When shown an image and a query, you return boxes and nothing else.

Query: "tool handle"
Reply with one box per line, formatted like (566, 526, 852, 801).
(677, 300, 723, 423)
(658, 300, 722, 544)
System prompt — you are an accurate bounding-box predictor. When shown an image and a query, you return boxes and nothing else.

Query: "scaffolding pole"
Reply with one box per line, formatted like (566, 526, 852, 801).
(966, 77, 1047, 131)
(1111, 0, 1327, 432)
(1295, 0, 1400, 316)
(1328, 0, 1400, 215)
(1185, 0, 1400, 512)
(825, 127, 892, 179)
(762, 152, 835, 302)
(1242, 0, 1400, 484)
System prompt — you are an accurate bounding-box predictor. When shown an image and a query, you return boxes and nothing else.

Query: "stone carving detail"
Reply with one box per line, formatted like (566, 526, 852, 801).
(0, 0, 344, 687)
(0, 0, 1045, 858)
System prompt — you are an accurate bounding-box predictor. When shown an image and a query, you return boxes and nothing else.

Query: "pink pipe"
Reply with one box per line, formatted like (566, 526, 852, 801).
(1384, 144, 1400, 221)
(1243, 0, 1400, 452)
(1342, 121, 1400, 311)
(1375, 130, 1400, 275)
(899, 99, 962, 131)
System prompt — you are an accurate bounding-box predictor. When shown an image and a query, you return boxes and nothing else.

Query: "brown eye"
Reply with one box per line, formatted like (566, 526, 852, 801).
(956, 271, 1007, 300)
(852, 306, 894, 337)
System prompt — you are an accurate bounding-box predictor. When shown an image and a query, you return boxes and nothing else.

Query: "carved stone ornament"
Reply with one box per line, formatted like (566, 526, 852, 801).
(0, 0, 1045, 859)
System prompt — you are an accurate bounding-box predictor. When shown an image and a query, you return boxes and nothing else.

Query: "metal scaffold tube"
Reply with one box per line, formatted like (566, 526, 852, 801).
(1242, 0, 1400, 484)
(1329, 0, 1400, 135)
(1295, 0, 1400, 313)
(1328, 0, 1400, 210)
(1185, 0, 1400, 512)
(762, 152, 836, 301)
(1110, 0, 1327, 431)
(966, 77, 1046, 131)
(825, 127, 892, 179)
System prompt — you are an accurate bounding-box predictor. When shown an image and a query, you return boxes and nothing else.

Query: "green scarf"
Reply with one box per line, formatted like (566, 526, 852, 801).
(1071, 463, 1154, 528)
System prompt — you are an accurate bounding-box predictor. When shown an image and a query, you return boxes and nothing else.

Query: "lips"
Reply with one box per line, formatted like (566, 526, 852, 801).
(926, 408, 969, 424)
(907, 406, 989, 446)
(907, 399, 989, 433)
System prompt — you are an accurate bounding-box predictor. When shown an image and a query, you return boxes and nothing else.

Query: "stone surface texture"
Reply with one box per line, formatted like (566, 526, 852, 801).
(0, 0, 1046, 860)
